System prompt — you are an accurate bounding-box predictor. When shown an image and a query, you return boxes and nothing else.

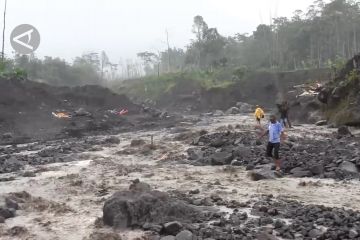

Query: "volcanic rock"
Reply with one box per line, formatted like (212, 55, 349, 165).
(103, 182, 202, 229)
(175, 230, 193, 240)
(164, 221, 183, 235)
(339, 161, 358, 173)
(210, 152, 233, 165)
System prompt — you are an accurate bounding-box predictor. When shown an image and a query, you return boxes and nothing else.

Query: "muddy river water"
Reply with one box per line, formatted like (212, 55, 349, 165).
(0, 115, 359, 240)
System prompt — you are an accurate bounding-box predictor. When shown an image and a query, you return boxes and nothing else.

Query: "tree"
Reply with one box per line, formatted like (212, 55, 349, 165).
(1, 0, 7, 62)
(160, 48, 185, 72)
(191, 15, 209, 68)
(75, 52, 100, 71)
(100, 51, 110, 80)
(165, 29, 171, 72)
(136, 1, 360, 75)
(137, 51, 160, 76)
(192, 15, 208, 43)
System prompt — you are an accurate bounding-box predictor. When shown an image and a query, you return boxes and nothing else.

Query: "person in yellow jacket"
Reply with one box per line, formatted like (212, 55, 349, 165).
(254, 105, 265, 125)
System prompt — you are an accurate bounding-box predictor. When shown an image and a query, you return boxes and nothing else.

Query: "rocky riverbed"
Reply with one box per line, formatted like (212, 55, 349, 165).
(0, 114, 359, 240)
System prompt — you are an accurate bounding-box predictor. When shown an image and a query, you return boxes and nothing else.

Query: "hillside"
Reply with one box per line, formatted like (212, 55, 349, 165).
(117, 69, 331, 113)
(319, 55, 360, 126)
(0, 77, 179, 144)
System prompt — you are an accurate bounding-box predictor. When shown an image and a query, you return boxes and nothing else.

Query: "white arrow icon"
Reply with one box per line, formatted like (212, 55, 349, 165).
(13, 29, 34, 50)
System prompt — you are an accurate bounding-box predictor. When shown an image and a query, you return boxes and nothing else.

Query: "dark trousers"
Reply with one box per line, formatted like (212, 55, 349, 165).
(266, 142, 280, 159)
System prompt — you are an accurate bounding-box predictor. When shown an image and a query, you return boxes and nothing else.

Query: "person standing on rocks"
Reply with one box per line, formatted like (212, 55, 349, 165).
(254, 105, 265, 125)
(277, 101, 292, 128)
(259, 115, 285, 172)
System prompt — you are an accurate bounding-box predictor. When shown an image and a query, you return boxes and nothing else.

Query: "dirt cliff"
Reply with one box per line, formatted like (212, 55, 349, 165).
(318, 55, 360, 126)
(0, 77, 161, 144)
(155, 69, 330, 113)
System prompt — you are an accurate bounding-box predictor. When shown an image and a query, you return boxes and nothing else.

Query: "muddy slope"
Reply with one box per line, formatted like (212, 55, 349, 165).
(156, 69, 330, 112)
(0, 77, 181, 144)
(318, 54, 360, 126)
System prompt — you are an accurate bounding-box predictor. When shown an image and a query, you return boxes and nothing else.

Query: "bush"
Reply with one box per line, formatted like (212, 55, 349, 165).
(115, 70, 234, 100)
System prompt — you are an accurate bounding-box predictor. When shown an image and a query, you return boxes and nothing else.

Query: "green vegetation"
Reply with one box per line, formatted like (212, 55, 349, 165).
(325, 96, 353, 125)
(128, 0, 360, 102)
(2, 0, 360, 90)
(0, 51, 116, 86)
(118, 70, 235, 100)
(139, 0, 360, 76)
(0, 59, 27, 78)
(346, 69, 360, 85)
(325, 67, 359, 125)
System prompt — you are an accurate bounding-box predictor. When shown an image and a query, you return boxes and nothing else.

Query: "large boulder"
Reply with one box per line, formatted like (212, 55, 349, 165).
(290, 167, 312, 178)
(213, 110, 225, 117)
(339, 161, 358, 173)
(175, 230, 194, 240)
(103, 182, 202, 229)
(164, 221, 183, 235)
(248, 168, 278, 181)
(309, 164, 324, 175)
(232, 145, 251, 158)
(187, 148, 204, 161)
(349, 229, 359, 239)
(236, 102, 253, 113)
(225, 107, 240, 115)
(337, 126, 352, 136)
(0, 208, 15, 219)
(210, 139, 226, 148)
(210, 152, 233, 165)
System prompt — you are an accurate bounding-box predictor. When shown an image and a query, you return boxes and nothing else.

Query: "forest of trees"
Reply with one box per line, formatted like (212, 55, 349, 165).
(139, 0, 360, 75)
(0, 51, 145, 86)
(1, 0, 359, 86)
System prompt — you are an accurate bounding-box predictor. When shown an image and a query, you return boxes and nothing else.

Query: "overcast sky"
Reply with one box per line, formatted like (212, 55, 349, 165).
(2, 0, 316, 63)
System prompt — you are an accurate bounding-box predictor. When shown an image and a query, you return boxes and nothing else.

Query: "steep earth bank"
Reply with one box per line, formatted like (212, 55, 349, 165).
(0, 77, 182, 145)
(141, 69, 330, 113)
(317, 54, 360, 126)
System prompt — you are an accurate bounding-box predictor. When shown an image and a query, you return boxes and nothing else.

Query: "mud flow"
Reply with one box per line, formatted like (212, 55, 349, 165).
(0, 114, 359, 240)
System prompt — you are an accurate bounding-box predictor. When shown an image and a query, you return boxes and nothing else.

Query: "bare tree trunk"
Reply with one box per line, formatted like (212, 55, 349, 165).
(101, 63, 104, 80)
(166, 29, 171, 72)
(336, 19, 340, 57)
(157, 63, 160, 77)
(353, 25, 357, 55)
(310, 36, 314, 65)
(317, 40, 321, 68)
(1, 0, 7, 62)
(347, 33, 351, 58)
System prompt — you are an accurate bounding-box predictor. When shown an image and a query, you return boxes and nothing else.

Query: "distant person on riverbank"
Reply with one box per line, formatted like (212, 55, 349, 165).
(259, 115, 286, 172)
(254, 105, 265, 125)
(277, 101, 292, 128)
